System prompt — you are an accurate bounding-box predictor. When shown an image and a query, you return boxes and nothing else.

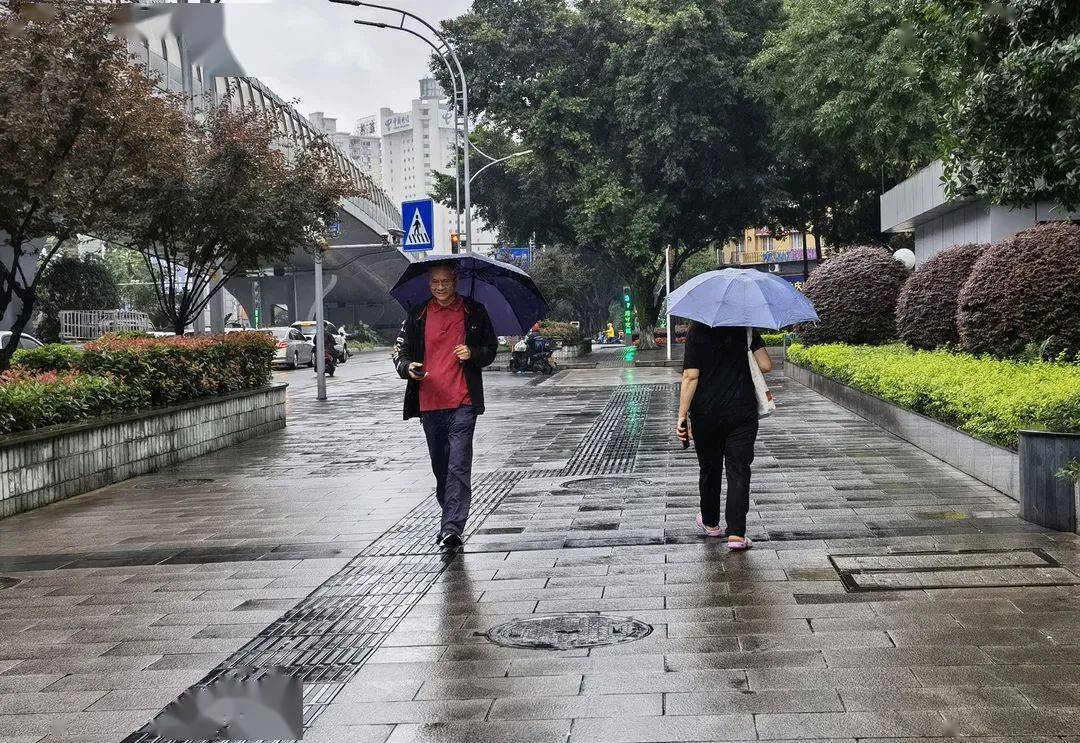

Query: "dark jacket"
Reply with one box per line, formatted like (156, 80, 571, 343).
(392, 296, 498, 420)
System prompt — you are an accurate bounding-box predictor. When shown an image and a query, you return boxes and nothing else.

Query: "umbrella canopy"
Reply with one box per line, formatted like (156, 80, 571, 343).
(668, 268, 818, 330)
(390, 253, 550, 335)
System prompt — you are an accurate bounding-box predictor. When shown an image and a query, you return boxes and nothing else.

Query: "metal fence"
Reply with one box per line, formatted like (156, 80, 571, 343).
(59, 310, 152, 342)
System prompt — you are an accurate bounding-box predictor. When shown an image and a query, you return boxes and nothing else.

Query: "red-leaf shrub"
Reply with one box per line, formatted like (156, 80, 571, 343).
(11, 332, 277, 409)
(958, 222, 1080, 358)
(0, 369, 149, 435)
(896, 242, 987, 350)
(800, 246, 910, 345)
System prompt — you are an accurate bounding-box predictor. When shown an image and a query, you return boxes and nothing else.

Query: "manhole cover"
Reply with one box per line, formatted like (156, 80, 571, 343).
(485, 614, 652, 650)
(557, 477, 654, 494)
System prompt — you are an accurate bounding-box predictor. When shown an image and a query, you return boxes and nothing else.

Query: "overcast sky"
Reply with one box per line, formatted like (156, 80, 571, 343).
(221, 0, 472, 133)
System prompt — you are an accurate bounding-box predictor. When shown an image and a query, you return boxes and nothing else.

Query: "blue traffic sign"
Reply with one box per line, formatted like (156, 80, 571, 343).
(401, 199, 435, 253)
(328, 218, 341, 238)
(496, 246, 532, 269)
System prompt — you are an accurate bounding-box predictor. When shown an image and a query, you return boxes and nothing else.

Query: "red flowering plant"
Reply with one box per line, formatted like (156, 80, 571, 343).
(0, 368, 148, 436)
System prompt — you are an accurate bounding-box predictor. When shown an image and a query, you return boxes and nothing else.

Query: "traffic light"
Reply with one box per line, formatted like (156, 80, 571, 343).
(450, 232, 460, 253)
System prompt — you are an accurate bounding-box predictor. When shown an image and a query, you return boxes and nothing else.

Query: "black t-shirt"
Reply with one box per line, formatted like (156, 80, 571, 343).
(683, 325, 765, 420)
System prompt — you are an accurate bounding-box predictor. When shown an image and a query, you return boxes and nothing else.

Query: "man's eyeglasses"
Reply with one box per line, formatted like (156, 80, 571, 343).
(430, 279, 456, 288)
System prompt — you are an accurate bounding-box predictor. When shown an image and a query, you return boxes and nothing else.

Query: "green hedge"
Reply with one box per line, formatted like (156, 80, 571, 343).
(539, 321, 583, 345)
(2, 332, 276, 434)
(0, 370, 149, 435)
(787, 342, 1080, 449)
(761, 332, 790, 347)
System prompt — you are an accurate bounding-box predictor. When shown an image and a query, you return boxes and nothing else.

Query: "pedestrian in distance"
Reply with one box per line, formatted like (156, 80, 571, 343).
(676, 323, 772, 550)
(392, 262, 498, 549)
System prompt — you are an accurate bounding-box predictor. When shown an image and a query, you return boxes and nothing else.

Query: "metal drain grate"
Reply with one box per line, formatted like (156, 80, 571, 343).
(485, 614, 652, 650)
(830, 548, 1080, 592)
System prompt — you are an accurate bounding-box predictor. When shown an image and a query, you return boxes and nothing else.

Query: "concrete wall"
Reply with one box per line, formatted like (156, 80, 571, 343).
(0, 384, 286, 520)
(786, 362, 1019, 498)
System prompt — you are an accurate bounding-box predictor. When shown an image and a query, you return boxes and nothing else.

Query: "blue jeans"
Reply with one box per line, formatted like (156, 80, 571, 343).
(420, 405, 477, 536)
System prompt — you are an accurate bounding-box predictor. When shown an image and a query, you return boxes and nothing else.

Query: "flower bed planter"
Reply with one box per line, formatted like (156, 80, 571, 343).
(0, 384, 286, 520)
(785, 361, 1019, 498)
(1018, 431, 1080, 532)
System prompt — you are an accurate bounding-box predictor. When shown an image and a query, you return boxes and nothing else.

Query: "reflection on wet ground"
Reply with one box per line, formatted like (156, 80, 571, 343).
(1, 350, 1079, 742)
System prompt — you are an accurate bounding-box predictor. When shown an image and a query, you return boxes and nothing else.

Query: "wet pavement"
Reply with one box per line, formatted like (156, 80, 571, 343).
(1, 347, 1080, 742)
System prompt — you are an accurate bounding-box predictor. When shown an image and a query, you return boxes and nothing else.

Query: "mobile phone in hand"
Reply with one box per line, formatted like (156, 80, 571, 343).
(678, 420, 689, 450)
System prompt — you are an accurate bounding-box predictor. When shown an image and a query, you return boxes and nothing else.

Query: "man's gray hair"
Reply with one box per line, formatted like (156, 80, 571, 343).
(428, 261, 459, 276)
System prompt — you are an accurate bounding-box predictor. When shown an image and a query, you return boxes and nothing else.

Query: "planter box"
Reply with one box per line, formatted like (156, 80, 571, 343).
(785, 362, 1019, 498)
(0, 384, 287, 520)
(553, 340, 591, 361)
(1018, 431, 1080, 532)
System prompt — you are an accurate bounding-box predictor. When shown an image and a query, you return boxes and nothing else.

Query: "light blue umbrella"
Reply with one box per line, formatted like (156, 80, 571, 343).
(668, 268, 818, 329)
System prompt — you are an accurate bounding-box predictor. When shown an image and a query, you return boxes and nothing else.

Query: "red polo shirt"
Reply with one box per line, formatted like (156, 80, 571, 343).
(420, 296, 472, 412)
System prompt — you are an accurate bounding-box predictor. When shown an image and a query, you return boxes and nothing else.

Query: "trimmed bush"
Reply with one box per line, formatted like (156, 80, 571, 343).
(539, 321, 583, 346)
(896, 242, 987, 350)
(0, 369, 149, 435)
(6, 332, 277, 430)
(800, 246, 909, 345)
(958, 222, 1080, 358)
(34, 255, 120, 343)
(787, 342, 1080, 448)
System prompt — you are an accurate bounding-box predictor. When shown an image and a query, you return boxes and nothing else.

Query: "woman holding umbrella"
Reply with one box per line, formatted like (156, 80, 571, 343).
(669, 268, 818, 550)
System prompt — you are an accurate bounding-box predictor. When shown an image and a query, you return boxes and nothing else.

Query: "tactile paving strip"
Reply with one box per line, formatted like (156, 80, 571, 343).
(122, 385, 662, 743)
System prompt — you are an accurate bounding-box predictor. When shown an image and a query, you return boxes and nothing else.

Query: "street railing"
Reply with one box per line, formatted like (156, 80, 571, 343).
(60, 310, 152, 342)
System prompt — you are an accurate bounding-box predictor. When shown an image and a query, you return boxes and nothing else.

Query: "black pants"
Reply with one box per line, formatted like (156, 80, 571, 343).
(693, 413, 759, 537)
(420, 405, 477, 536)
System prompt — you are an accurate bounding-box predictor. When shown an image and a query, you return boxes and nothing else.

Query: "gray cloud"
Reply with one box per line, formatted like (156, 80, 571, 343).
(222, 0, 471, 131)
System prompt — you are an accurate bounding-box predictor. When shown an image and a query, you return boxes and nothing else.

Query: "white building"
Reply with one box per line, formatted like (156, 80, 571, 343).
(351, 115, 383, 185)
(373, 78, 498, 255)
(881, 160, 1080, 264)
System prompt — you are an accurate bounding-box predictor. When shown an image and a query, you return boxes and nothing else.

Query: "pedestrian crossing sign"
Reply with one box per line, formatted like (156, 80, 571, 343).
(401, 199, 435, 252)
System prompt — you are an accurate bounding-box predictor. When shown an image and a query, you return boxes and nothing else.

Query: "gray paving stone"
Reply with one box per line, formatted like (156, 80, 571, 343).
(569, 714, 755, 742)
(489, 693, 661, 720)
(385, 719, 570, 743)
(665, 689, 843, 714)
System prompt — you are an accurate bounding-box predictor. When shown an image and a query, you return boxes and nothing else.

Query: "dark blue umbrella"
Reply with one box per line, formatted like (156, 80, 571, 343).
(668, 268, 818, 329)
(390, 253, 550, 335)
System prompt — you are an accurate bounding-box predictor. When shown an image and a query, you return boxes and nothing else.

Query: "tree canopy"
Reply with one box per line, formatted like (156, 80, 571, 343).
(905, 0, 1080, 210)
(751, 0, 943, 247)
(438, 0, 778, 346)
(102, 105, 356, 335)
(0, 0, 184, 368)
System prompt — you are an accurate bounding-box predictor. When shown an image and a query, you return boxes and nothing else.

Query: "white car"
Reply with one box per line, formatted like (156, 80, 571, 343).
(268, 327, 314, 368)
(291, 320, 348, 363)
(0, 331, 44, 352)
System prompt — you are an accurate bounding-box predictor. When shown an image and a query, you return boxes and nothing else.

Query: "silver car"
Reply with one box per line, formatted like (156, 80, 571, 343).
(268, 327, 314, 368)
(0, 331, 44, 352)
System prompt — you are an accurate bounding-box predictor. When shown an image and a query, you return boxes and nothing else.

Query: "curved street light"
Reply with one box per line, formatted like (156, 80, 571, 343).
(329, 0, 474, 252)
(469, 149, 533, 184)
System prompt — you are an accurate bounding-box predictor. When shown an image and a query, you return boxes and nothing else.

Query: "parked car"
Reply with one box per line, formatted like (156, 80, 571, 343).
(291, 320, 348, 363)
(268, 327, 314, 368)
(0, 331, 44, 352)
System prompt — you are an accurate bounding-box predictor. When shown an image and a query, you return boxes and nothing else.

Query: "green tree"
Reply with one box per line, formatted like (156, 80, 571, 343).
(752, 0, 943, 246)
(439, 0, 777, 347)
(103, 105, 357, 335)
(34, 255, 120, 342)
(905, 0, 1080, 209)
(528, 245, 622, 335)
(101, 247, 172, 330)
(0, 0, 186, 369)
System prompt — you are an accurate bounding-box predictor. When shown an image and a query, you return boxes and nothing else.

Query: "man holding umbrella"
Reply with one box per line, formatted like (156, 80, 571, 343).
(392, 261, 498, 549)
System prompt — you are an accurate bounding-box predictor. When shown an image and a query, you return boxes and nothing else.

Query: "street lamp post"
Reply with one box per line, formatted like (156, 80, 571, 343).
(314, 246, 327, 401)
(329, 1, 473, 252)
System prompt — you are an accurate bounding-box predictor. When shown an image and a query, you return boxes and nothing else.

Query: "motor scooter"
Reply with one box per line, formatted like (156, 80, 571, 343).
(509, 333, 557, 375)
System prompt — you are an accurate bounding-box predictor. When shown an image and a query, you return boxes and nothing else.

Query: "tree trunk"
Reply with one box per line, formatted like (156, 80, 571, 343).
(0, 282, 37, 372)
(629, 281, 662, 351)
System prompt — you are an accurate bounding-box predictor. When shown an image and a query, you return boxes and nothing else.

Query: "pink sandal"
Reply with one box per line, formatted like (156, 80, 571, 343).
(694, 513, 724, 538)
(727, 536, 753, 551)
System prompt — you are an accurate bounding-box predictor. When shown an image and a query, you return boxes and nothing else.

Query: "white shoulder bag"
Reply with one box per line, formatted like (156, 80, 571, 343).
(747, 328, 776, 418)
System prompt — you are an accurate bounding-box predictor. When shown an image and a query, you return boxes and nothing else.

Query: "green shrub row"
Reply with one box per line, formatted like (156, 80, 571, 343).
(0, 370, 150, 435)
(786, 343, 1080, 448)
(761, 331, 789, 346)
(2, 332, 277, 435)
(539, 320, 583, 346)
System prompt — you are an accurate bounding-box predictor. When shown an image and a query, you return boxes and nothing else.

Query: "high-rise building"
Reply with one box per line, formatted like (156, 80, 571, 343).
(373, 78, 497, 254)
(351, 115, 383, 185)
